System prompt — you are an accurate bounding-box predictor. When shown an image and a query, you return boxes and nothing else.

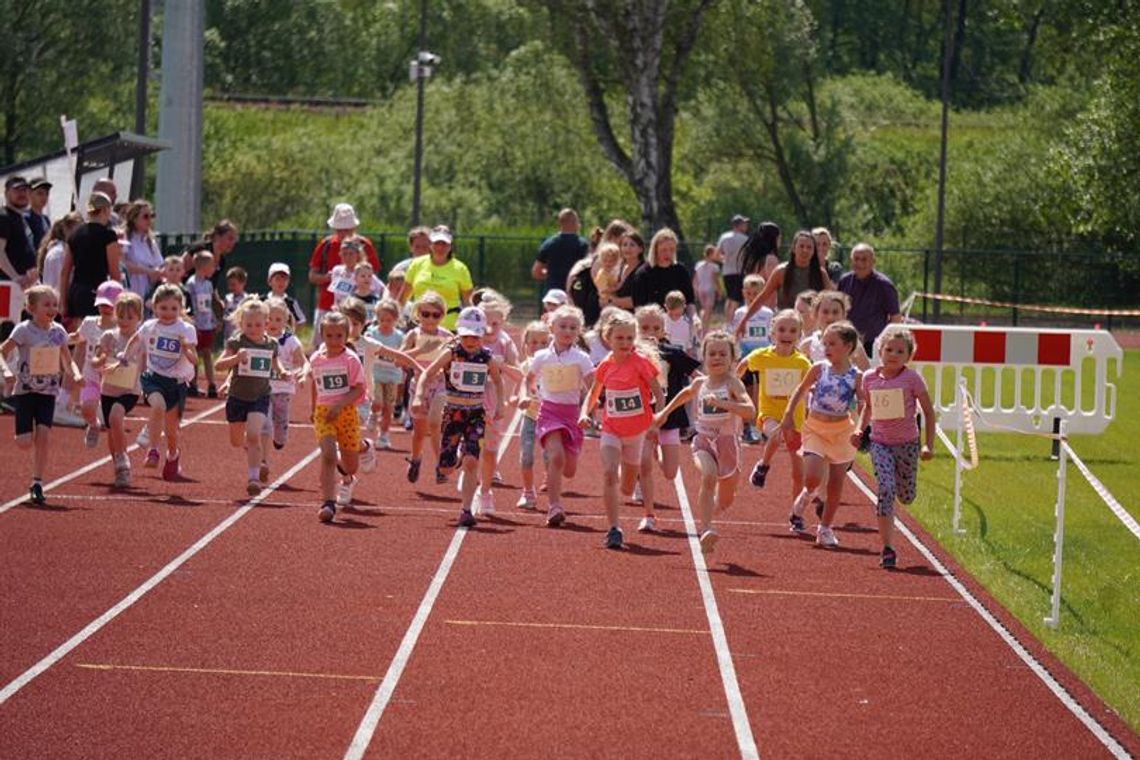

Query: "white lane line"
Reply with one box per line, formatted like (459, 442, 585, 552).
(844, 470, 1130, 759)
(672, 471, 761, 760)
(0, 447, 321, 706)
(0, 401, 226, 515)
(344, 411, 522, 760)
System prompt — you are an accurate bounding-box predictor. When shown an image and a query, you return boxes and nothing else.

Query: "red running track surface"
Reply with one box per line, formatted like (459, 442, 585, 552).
(0, 389, 1137, 759)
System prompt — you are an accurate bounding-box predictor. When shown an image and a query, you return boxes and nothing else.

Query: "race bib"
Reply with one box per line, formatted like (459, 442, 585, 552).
(315, 365, 350, 395)
(238, 348, 274, 378)
(606, 387, 644, 418)
(764, 368, 800, 398)
(450, 361, 487, 393)
(328, 277, 354, 297)
(28, 346, 58, 376)
(542, 363, 580, 393)
(195, 292, 212, 315)
(151, 335, 182, 360)
(104, 362, 138, 389)
(747, 323, 767, 340)
(701, 390, 730, 419)
(871, 387, 905, 421)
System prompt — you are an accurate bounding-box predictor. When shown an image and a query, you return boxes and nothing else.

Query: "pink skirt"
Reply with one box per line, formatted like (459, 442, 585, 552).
(536, 401, 584, 458)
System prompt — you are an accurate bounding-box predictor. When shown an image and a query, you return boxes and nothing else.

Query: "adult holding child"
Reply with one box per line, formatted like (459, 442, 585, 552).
(59, 192, 122, 325)
(404, 225, 473, 331)
(734, 228, 832, 340)
(307, 203, 379, 347)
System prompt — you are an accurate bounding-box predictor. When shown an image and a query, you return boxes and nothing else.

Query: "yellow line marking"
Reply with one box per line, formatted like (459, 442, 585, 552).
(444, 619, 709, 635)
(75, 662, 379, 682)
(728, 588, 960, 603)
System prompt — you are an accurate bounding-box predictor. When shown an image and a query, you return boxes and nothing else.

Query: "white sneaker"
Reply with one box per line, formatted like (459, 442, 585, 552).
(377, 432, 391, 450)
(492, 469, 505, 486)
(699, 528, 719, 554)
(136, 428, 151, 449)
(359, 441, 376, 473)
(515, 489, 538, 510)
(52, 407, 86, 428)
(637, 515, 656, 533)
(631, 482, 644, 506)
(84, 424, 100, 448)
(478, 489, 495, 517)
(336, 475, 357, 506)
(816, 524, 839, 547)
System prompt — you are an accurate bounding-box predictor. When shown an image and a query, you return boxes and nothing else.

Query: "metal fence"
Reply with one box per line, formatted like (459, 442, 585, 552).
(158, 230, 1139, 328)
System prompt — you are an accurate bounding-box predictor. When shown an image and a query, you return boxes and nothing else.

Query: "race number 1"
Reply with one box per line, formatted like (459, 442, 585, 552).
(239, 348, 274, 378)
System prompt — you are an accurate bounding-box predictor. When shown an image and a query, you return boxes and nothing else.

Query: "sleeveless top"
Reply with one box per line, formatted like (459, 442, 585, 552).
(445, 342, 493, 405)
(809, 364, 859, 415)
(694, 380, 740, 436)
(778, 264, 814, 309)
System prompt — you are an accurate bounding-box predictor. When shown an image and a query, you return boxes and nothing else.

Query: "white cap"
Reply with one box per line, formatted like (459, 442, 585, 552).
(542, 288, 568, 306)
(268, 262, 291, 278)
(455, 306, 487, 337)
(428, 225, 453, 244)
(327, 203, 360, 230)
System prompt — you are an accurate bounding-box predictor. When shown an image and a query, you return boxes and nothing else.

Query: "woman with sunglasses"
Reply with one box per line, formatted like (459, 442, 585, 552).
(404, 225, 473, 331)
(122, 200, 164, 303)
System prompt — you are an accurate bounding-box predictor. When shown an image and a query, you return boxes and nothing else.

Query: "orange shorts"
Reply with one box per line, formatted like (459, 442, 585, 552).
(800, 415, 856, 464)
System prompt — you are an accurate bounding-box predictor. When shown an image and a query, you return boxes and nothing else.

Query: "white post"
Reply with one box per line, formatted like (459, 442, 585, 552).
(1045, 420, 1068, 629)
(59, 116, 80, 211)
(951, 379, 966, 535)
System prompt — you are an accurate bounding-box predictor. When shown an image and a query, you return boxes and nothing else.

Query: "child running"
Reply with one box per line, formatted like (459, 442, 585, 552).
(782, 321, 863, 547)
(122, 283, 198, 480)
(0, 285, 81, 505)
(310, 312, 367, 522)
(654, 330, 754, 554)
(579, 310, 664, 549)
(73, 279, 123, 446)
(739, 309, 811, 513)
(692, 244, 723, 336)
(93, 291, 144, 488)
(525, 306, 595, 526)
(855, 325, 935, 568)
(364, 299, 407, 449)
(414, 306, 505, 528)
(731, 273, 773, 443)
(263, 297, 309, 466)
(514, 320, 551, 511)
(472, 289, 521, 515)
(214, 299, 286, 496)
(402, 291, 453, 484)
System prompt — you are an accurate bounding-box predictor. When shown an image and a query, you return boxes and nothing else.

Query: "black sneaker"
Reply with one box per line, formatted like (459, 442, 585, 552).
(207, 384, 219, 399)
(318, 501, 336, 523)
(435, 467, 448, 485)
(605, 526, 624, 550)
(749, 462, 769, 488)
(29, 481, 45, 506)
(788, 514, 806, 534)
(880, 546, 897, 569)
(186, 386, 202, 398)
(813, 496, 825, 519)
(457, 509, 477, 528)
(406, 457, 421, 483)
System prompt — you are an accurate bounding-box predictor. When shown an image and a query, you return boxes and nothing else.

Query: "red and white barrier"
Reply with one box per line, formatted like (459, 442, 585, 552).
(0, 281, 22, 323)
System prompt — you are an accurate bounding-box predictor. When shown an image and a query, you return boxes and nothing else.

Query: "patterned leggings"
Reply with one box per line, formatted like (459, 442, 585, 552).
(270, 393, 292, 447)
(869, 440, 920, 517)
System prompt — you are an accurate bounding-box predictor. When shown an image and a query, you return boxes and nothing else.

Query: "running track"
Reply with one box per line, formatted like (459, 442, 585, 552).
(1, 392, 1137, 759)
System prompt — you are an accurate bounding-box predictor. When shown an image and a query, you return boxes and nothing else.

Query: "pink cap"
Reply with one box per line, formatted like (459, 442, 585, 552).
(94, 280, 125, 308)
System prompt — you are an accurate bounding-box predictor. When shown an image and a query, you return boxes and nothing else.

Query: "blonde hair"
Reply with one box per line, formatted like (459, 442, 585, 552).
(743, 273, 766, 291)
(151, 282, 186, 310)
(876, 324, 916, 358)
(114, 291, 144, 319)
(596, 241, 621, 267)
(701, 329, 739, 363)
(770, 308, 803, 334)
(811, 289, 851, 316)
(354, 261, 374, 276)
(475, 287, 512, 319)
(603, 309, 661, 369)
(374, 298, 401, 321)
(24, 284, 57, 310)
(812, 227, 833, 245)
(337, 296, 369, 325)
(416, 290, 446, 315)
(548, 304, 585, 331)
(522, 320, 552, 354)
(264, 296, 294, 330)
(319, 311, 349, 336)
(634, 303, 666, 326)
(646, 228, 679, 267)
(593, 305, 624, 335)
(230, 296, 270, 331)
(663, 290, 686, 310)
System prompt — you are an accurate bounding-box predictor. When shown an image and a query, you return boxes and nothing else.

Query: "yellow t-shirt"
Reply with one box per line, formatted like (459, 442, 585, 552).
(745, 346, 812, 428)
(406, 255, 474, 330)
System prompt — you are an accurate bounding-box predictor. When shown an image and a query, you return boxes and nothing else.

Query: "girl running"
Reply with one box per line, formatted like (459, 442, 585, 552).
(473, 289, 522, 516)
(364, 299, 407, 449)
(526, 306, 594, 526)
(855, 325, 935, 568)
(93, 291, 144, 488)
(73, 280, 122, 447)
(214, 299, 287, 496)
(402, 291, 453, 484)
(0, 285, 81, 505)
(654, 331, 754, 554)
(122, 283, 198, 480)
(579, 310, 664, 549)
(310, 312, 367, 522)
(782, 321, 863, 547)
(263, 297, 309, 472)
(514, 320, 551, 511)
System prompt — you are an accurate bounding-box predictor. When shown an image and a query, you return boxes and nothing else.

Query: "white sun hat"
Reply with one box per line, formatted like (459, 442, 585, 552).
(327, 203, 360, 230)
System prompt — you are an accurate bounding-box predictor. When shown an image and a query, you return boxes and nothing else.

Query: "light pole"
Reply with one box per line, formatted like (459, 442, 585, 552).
(409, 0, 439, 227)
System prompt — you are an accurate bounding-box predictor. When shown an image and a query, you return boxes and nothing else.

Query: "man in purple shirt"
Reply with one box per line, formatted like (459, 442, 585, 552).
(837, 243, 901, 356)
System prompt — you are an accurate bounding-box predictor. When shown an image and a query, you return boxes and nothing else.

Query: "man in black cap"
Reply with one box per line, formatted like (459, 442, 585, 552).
(27, 178, 52, 249)
(1, 176, 38, 288)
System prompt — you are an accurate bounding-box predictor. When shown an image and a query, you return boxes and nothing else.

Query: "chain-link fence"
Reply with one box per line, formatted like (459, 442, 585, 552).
(158, 230, 1139, 329)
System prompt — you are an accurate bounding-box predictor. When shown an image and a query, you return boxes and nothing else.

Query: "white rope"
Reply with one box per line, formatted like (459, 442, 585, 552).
(1061, 442, 1140, 543)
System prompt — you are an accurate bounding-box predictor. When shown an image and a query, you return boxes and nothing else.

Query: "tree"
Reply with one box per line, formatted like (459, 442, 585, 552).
(528, 0, 715, 238)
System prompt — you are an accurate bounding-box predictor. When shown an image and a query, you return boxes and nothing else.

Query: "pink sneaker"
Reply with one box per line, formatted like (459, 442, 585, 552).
(162, 450, 181, 481)
(144, 448, 160, 468)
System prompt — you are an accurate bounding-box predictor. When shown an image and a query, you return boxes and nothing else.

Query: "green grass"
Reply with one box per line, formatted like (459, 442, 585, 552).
(859, 349, 1139, 730)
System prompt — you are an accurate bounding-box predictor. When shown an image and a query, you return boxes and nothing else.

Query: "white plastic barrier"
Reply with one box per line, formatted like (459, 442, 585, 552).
(909, 325, 1123, 435)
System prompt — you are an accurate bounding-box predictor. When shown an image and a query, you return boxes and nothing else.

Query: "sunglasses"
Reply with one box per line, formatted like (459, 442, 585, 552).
(418, 310, 443, 319)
